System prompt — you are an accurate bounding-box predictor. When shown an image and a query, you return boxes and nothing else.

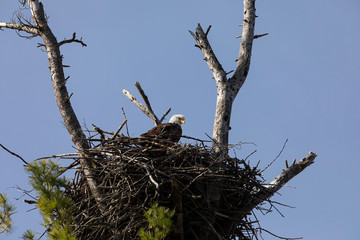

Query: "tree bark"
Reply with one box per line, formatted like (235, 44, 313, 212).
(123, 82, 172, 126)
(240, 152, 317, 218)
(190, 0, 256, 153)
(26, 0, 106, 212)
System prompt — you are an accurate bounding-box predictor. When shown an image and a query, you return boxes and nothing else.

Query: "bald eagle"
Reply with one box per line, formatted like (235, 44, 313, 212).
(140, 114, 185, 143)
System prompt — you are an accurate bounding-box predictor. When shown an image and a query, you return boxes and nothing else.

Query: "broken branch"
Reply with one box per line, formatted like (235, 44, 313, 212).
(240, 151, 317, 218)
(135, 81, 160, 125)
(122, 89, 159, 125)
(254, 33, 269, 39)
(189, 24, 227, 84)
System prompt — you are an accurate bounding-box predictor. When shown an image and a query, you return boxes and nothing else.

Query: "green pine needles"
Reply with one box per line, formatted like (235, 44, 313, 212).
(0, 193, 15, 234)
(138, 203, 175, 240)
(25, 160, 76, 240)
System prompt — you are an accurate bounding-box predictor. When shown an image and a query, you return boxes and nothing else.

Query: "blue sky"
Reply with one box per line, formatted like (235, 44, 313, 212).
(1, 0, 359, 239)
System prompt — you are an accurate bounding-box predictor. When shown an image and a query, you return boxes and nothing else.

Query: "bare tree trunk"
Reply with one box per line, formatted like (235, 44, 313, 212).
(25, 0, 106, 212)
(189, 1, 257, 238)
(191, 0, 256, 154)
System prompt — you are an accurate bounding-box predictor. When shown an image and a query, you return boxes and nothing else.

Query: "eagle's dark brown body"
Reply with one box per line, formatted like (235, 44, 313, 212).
(140, 123, 182, 143)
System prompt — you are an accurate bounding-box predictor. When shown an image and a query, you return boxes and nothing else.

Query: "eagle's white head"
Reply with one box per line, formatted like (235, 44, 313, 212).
(169, 114, 185, 126)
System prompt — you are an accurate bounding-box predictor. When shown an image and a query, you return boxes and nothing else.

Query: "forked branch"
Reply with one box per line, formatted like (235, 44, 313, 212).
(123, 82, 171, 126)
(190, 0, 257, 152)
(189, 24, 227, 85)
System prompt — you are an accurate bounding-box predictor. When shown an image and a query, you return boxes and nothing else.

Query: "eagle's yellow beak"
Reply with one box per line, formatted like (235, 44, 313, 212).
(180, 119, 185, 125)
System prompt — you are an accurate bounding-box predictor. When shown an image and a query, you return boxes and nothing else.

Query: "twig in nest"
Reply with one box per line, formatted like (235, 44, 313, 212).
(110, 119, 127, 140)
(121, 108, 130, 137)
(182, 135, 211, 143)
(257, 227, 302, 240)
(58, 160, 80, 177)
(143, 163, 159, 192)
(92, 124, 105, 141)
(123, 82, 171, 126)
(205, 133, 216, 143)
(245, 150, 257, 162)
(261, 139, 288, 173)
(62, 126, 316, 239)
(0, 143, 28, 165)
(193, 208, 223, 240)
(135, 81, 160, 125)
(159, 108, 171, 123)
(122, 89, 152, 121)
(182, 169, 209, 193)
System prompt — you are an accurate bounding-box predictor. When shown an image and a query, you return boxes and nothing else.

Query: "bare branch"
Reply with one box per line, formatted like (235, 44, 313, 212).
(230, 0, 256, 88)
(261, 139, 288, 173)
(109, 119, 127, 140)
(20, 0, 107, 214)
(257, 228, 303, 240)
(135, 81, 160, 125)
(189, 24, 227, 84)
(254, 33, 269, 39)
(33, 153, 78, 161)
(0, 144, 28, 165)
(143, 162, 159, 191)
(189, 1, 257, 152)
(121, 108, 130, 137)
(58, 32, 87, 47)
(122, 89, 159, 125)
(205, 25, 212, 36)
(240, 152, 317, 218)
(0, 22, 39, 35)
(265, 152, 317, 192)
(159, 108, 172, 123)
(123, 82, 171, 126)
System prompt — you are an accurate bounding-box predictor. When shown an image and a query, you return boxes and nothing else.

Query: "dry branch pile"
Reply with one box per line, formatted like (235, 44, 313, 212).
(65, 129, 269, 240)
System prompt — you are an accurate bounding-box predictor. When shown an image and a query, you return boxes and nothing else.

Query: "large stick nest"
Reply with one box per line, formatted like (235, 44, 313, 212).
(65, 131, 268, 240)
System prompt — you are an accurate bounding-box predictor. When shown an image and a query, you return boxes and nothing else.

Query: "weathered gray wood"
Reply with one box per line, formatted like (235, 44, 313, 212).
(0, 22, 39, 35)
(190, 0, 256, 153)
(25, 0, 106, 212)
(240, 152, 317, 218)
(122, 89, 160, 126)
(135, 81, 161, 125)
(123, 82, 171, 126)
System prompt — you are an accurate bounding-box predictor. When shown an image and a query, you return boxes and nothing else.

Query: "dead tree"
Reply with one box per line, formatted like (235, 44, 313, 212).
(0, 0, 106, 214)
(1, 0, 317, 239)
(187, 2, 259, 238)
